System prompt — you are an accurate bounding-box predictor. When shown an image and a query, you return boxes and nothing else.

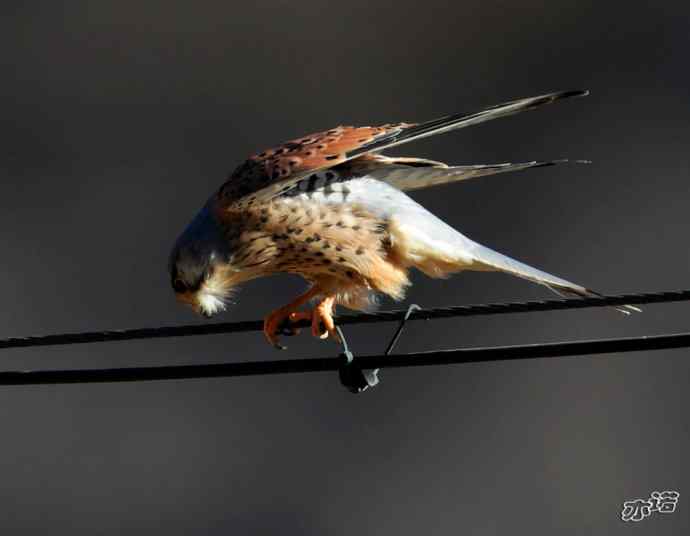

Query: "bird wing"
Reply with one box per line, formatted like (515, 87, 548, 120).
(358, 158, 590, 192)
(216, 90, 588, 208)
(216, 123, 410, 207)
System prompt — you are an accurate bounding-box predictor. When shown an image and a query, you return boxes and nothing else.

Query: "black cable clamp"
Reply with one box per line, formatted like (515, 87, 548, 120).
(337, 304, 420, 393)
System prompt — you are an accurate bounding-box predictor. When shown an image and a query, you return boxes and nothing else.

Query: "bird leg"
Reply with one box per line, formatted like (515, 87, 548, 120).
(263, 288, 339, 348)
(263, 286, 321, 348)
(311, 295, 339, 341)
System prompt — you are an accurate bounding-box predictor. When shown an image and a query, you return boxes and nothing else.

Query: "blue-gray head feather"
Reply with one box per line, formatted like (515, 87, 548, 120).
(169, 201, 235, 317)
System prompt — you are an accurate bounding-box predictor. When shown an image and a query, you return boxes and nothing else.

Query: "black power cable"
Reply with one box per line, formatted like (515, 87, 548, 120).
(1, 331, 688, 386)
(0, 289, 687, 351)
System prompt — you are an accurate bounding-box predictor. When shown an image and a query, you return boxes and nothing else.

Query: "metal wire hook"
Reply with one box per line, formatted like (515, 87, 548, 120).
(384, 304, 421, 356)
(336, 325, 379, 393)
(336, 303, 420, 394)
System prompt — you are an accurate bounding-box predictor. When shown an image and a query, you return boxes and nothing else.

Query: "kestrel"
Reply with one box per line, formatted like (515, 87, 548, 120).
(169, 90, 638, 348)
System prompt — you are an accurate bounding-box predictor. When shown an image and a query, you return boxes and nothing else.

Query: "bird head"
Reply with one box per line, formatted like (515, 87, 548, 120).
(169, 201, 237, 318)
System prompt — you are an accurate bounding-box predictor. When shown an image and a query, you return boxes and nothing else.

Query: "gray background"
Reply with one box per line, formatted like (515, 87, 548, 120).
(1, 1, 688, 534)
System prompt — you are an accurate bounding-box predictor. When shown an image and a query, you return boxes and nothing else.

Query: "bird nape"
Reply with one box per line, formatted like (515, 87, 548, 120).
(168, 89, 639, 349)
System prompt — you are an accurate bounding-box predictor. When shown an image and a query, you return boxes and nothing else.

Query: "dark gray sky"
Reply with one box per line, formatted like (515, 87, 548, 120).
(1, 1, 688, 534)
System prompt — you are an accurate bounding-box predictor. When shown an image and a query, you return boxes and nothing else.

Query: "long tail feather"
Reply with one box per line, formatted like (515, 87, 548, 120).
(365, 158, 590, 192)
(346, 90, 589, 159)
(468, 241, 641, 315)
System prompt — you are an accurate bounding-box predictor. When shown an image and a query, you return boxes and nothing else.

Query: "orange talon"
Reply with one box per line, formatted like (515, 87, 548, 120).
(263, 305, 292, 348)
(263, 289, 339, 347)
(311, 296, 339, 342)
(263, 287, 321, 348)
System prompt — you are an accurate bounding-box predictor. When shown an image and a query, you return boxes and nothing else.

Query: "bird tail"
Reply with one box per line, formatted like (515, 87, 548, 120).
(346, 90, 589, 159)
(467, 241, 641, 315)
(384, 184, 640, 315)
(364, 158, 591, 192)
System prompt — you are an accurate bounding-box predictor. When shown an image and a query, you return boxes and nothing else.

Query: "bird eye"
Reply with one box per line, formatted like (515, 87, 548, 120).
(173, 278, 187, 293)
